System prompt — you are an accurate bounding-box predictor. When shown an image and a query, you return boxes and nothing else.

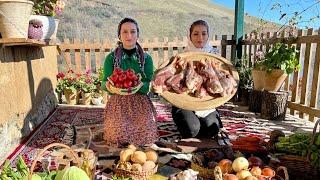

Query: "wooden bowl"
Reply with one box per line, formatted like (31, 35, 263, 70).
(160, 51, 239, 111)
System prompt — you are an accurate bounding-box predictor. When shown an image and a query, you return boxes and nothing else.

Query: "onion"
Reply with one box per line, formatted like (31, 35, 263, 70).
(250, 166, 262, 176)
(223, 174, 239, 180)
(244, 176, 258, 180)
(236, 170, 252, 180)
(248, 156, 263, 168)
(218, 159, 233, 174)
(232, 157, 249, 172)
(261, 167, 275, 177)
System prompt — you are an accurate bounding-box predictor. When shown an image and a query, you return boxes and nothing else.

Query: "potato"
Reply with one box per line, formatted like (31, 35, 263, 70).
(127, 144, 137, 152)
(131, 163, 142, 172)
(145, 150, 158, 163)
(131, 151, 147, 165)
(142, 161, 156, 171)
(120, 148, 134, 162)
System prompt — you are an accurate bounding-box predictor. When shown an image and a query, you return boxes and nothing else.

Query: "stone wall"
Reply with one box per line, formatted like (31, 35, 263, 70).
(0, 46, 58, 164)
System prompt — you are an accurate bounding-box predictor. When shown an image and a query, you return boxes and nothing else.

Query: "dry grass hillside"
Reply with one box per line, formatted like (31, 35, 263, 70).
(58, 0, 277, 41)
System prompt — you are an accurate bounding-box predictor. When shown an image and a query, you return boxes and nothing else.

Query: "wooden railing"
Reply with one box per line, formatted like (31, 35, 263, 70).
(242, 28, 320, 122)
(57, 31, 320, 122)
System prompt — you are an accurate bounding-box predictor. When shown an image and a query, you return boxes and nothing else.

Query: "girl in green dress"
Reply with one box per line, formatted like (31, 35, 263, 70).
(101, 18, 158, 146)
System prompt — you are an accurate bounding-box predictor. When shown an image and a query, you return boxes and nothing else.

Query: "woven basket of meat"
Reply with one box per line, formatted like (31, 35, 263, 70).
(151, 51, 239, 110)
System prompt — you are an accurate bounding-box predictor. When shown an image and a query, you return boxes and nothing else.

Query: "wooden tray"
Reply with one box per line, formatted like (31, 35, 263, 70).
(160, 51, 239, 111)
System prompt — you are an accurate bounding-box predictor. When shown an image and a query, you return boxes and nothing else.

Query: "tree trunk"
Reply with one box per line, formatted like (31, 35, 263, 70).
(261, 91, 289, 121)
(249, 90, 264, 113)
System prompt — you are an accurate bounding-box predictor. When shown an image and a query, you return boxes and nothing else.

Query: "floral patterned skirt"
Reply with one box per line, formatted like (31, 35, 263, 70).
(103, 94, 158, 147)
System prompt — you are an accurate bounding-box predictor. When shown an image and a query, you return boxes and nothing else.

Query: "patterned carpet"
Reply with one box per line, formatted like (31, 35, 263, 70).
(4, 98, 272, 170)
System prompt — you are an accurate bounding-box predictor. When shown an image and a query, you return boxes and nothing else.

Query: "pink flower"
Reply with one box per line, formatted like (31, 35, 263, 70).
(85, 78, 93, 84)
(255, 51, 265, 60)
(54, 7, 62, 16)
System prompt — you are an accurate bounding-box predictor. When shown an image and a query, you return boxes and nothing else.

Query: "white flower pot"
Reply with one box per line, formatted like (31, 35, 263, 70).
(29, 15, 59, 41)
(91, 97, 103, 105)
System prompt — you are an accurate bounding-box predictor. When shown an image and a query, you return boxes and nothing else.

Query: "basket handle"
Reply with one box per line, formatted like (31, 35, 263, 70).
(28, 143, 80, 180)
(307, 119, 320, 161)
(276, 166, 289, 180)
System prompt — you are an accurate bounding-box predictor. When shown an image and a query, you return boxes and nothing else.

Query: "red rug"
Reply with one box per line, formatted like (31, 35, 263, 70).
(4, 100, 271, 169)
(5, 100, 180, 168)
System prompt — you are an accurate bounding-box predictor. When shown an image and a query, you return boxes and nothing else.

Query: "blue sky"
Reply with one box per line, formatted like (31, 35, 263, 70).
(211, 0, 320, 29)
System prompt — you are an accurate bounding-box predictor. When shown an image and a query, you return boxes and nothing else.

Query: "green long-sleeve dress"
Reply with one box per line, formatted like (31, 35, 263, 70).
(102, 50, 158, 146)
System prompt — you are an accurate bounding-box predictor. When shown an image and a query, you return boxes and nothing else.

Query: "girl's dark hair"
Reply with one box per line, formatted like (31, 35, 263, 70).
(117, 17, 140, 38)
(114, 18, 146, 77)
(189, 20, 209, 39)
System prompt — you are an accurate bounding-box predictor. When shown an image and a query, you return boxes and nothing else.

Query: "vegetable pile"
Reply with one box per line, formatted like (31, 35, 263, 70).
(275, 132, 320, 169)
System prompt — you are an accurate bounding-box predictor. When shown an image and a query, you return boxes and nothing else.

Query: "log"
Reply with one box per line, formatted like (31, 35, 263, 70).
(249, 90, 264, 113)
(261, 91, 289, 121)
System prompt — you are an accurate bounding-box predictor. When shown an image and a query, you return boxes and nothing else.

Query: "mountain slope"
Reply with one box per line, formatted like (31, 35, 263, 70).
(58, 0, 273, 41)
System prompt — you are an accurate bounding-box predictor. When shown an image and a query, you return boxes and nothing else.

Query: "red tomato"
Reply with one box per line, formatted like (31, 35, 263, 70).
(118, 74, 127, 82)
(115, 83, 122, 88)
(110, 74, 118, 83)
(126, 81, 133, 88)
(113, 67, 123, 75)
(132, 80, 138, 87)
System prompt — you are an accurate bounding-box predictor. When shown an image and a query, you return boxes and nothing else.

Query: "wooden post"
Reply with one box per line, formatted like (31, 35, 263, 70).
(249, 90, 264, 113)
(234, 0, 244, 60)
(261, 91, 289, 121)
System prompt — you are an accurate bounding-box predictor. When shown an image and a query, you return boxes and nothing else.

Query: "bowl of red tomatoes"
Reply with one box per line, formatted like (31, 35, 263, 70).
(107, 68, 143, 95)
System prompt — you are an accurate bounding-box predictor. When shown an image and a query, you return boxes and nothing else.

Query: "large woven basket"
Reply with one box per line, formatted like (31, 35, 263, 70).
(0, 0, 34, 38)
(271, 119, 320, 179)
(114, 165, 158, 180)
(158, 51, 239, 111)
(28, 143, 81, 180)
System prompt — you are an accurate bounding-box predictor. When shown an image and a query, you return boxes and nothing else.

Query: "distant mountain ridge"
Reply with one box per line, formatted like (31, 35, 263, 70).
(58, 0, 276, 41)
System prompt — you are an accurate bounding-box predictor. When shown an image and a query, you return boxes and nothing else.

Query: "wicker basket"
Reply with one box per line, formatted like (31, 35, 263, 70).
(0, 0, 34, 38)
(28, 143, 96, 180)
(271, 119, 320, 179)
(190, 162, 214, 179)
(107, 74, 143, 95)
(114, 165, 158, 180)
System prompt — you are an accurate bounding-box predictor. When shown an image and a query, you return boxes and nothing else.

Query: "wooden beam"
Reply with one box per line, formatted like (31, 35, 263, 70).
(288, 102, 320, 118)
(234, 0, 244, 60)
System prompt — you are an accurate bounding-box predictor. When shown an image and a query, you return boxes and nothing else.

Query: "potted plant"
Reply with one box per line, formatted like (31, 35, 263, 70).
(56, 69, 80, 105)
(91, 91, 103, 105)
(29, 0, 65, 41)
(79, 70, 96, 105)
(252, 43, 300, 91)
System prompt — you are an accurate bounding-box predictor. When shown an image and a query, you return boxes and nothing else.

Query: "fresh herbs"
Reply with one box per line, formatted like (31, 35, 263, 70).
(255, 43, 300, 74)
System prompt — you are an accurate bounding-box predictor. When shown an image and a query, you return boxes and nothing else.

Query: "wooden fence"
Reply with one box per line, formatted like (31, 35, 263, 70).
(58, 36, 236, 71)
(58, 31, 320, 122)
(242, 28, 320, 122)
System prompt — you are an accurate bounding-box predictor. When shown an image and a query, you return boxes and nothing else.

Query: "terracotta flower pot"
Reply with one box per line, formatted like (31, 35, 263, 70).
(81, 92, 92, 105)
(64, 89, 79, 105)
(264, 69, 287, 92)
(252, 69, 266, 91)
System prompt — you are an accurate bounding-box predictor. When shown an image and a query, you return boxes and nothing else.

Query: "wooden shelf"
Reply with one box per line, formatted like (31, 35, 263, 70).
(0, 38, 57, 47)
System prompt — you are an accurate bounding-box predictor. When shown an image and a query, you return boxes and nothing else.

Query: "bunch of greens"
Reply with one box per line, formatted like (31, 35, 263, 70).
(0, 156, 29, 180)
(255, 43, 300, 74)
